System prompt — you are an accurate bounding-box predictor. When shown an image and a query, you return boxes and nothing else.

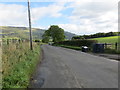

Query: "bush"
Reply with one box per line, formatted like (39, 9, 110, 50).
(54, 40, 97, 47)
(34, 39, 41, 42)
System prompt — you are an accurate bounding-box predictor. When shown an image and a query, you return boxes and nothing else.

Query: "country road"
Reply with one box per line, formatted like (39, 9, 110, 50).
(30, 45, 118, 88)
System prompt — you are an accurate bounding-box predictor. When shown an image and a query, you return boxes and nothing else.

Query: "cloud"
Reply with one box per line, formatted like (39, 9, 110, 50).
(0, 3, 28, 26)
(60, 0, 118, 35)
(31, 2, 65, 22)
(0, 0, 119, 35)
(59, 22, 118, 35)
(0, 2, 65, 26)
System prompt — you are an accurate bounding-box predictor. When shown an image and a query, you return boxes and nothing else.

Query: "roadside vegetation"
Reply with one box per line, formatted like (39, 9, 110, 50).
(54, 40, 97, 47)
(2, 40, 41, 88)
(56, 45, 82, 51)
(52, 31, 120, 54)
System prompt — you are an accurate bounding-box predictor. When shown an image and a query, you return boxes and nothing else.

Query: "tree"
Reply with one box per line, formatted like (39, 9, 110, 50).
(42, 36, 50, 43)
(42, 30, 50, 43)
(42, 25, 65, 42)
(72, 36, 85, 40)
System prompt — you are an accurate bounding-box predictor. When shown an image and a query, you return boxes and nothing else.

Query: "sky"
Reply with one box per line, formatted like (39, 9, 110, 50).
(0, 0, 119, 35)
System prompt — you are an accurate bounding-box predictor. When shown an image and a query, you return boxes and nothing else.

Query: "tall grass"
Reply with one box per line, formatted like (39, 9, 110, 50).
(2, 41, 41, 88)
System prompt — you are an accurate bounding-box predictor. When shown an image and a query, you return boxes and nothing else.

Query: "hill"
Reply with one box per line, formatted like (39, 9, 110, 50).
(0, 26, 76, 40)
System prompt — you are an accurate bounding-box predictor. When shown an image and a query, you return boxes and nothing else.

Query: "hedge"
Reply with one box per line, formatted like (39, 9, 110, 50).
(54, 40, 97, 47)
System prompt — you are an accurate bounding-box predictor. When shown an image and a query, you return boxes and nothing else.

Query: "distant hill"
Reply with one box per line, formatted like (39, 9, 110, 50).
(0, 26, 76, 40)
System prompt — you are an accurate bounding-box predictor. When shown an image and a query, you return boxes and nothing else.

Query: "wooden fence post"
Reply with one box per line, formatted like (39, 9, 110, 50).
(18, 39, 21, 44)
(115, 42, 117, 50)
(105, 43, 107, 49)
(7, 39, 9, 45)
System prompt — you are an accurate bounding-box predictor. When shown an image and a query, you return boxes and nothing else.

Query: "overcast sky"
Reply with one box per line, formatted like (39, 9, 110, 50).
(0, 0, 119, 35)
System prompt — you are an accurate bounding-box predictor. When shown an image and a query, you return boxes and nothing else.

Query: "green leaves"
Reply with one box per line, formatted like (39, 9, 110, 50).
(42, 25, 65, 43)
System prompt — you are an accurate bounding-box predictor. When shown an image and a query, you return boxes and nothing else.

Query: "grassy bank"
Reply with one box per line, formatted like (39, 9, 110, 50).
(55, 45, 82, 51)
(104, 48, 120, 54)
(2, 42, 41, 88)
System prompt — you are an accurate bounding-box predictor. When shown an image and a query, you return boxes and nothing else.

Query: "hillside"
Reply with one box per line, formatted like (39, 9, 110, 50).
(0, 26, 76, 40)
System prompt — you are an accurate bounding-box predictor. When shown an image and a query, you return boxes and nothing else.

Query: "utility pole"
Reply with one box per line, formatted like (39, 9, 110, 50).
(28, 0, 33, 50)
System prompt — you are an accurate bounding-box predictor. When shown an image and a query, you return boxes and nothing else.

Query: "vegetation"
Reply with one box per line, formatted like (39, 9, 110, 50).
(42, 35, 50, 43)
(1, 26, 75, 40)
(42, 25, 65, 43)
(72, 32, 119, 40)
(53, 40, 97, 47)
(54, 36, 120, 54)
(2, 41, 41, 88)
(104, 48, 120, 54)
(72, 32, 120, 54)
(89, 36, 119, 50)
(90, 36, 119, 44)
(90, 36, 120, 54)
(56, 45, 82, 50)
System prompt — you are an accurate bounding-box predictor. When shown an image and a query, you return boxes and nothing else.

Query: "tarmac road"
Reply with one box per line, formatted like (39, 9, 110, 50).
(30, 45, 118, 88)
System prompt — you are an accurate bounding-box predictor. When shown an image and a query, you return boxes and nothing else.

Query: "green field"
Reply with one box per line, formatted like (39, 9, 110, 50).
(90, 36, 119, 44)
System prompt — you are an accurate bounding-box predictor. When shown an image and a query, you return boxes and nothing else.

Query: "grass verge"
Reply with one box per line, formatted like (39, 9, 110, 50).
(104, 48, 120, 54)
(2, 42, 41, 88)
(55, 44, 82, 50)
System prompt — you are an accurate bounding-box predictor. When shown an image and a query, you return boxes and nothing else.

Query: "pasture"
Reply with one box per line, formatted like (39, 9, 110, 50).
(90, 36, 119, 44)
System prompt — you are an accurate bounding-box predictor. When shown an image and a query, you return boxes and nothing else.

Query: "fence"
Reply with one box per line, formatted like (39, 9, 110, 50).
(104, 42, 120, 50)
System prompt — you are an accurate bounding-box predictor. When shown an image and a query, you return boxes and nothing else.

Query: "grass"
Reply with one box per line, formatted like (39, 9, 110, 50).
(89, 36, 120, 54)
(54, 36, 120, 54)
(2, 41, 41, 88)
(104, 48, 120, 54)
(90, 36, 119, 44)
(55, 44, 82, 50)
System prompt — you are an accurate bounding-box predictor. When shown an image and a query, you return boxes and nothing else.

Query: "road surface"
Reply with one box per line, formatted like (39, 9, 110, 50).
(30, 45, 118, 88)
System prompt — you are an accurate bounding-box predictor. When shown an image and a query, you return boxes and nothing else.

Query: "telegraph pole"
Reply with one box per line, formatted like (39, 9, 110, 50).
(28, 0, 33, 50)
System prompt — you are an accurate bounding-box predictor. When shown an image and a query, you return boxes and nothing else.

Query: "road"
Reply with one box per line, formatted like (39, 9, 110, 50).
(30, 45, 118, 88)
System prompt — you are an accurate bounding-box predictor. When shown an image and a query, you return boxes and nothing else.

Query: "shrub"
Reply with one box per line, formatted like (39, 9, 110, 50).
(54, 40, 97, 47)
(34, 39, 41, 42)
